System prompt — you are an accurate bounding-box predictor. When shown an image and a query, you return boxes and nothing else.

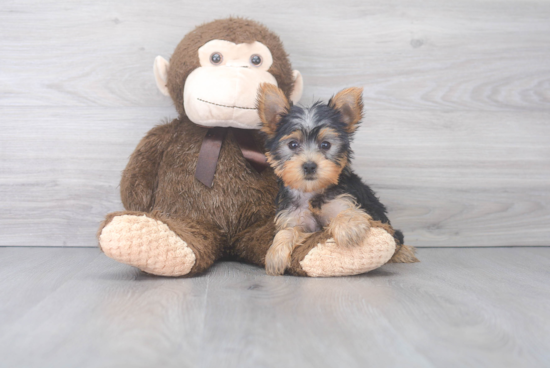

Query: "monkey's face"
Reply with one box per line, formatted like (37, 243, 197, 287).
(154, 38, 303, 129)
(184, 40, 277, 129)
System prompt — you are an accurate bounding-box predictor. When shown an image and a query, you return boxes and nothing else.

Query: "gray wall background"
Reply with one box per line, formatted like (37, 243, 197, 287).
(1, 0, 549, 247)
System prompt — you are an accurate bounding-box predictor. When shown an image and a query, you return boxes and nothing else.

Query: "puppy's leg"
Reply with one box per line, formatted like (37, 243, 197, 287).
(266, 227, 309, 276)
(318, 195, 372, 248)
(327, 207, 372, 247)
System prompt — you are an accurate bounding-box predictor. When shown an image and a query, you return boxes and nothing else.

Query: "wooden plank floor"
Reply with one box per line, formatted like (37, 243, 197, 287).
(1, 247, 549, 368)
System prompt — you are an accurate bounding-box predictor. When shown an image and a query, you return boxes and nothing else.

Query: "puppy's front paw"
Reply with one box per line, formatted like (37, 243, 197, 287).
(266, 242, 291, 276)
(328, 208, 371, 247)
(265, 228, 308, 276)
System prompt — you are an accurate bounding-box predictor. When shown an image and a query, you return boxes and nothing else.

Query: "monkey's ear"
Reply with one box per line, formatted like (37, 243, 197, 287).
(153, 56, 170, 96)
(256, 83, 290, 137)
(328, 87, 364, 133)
(289, 70, 303, 104)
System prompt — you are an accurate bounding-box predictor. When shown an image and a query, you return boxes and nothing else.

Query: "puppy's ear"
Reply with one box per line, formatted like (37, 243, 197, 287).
(256, 83, 290, 137)
(328, 87, 364, 133)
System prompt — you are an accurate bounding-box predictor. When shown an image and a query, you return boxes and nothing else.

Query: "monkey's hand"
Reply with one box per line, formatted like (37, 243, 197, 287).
(120, 123, 172, 212)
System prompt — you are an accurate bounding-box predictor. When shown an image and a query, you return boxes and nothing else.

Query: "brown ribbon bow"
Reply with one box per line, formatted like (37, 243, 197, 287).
(195, 127, 269, 187)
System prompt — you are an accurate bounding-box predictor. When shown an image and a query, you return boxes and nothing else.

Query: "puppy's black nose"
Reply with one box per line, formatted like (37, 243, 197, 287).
(302, 161, 317, 175)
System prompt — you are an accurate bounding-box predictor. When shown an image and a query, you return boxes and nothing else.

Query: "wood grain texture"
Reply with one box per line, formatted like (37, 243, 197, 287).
(2, 0, 550, 110)
(1, 107, 548, 246)
(1, 247, 550, 367)
(0, 107, 176, 246)
(1, 0, 549, 246)
(0, 247, 208, 368)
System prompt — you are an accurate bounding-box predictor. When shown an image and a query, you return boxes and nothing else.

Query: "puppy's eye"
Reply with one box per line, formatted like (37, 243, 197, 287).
(320, 141, 331, 150)
(210, 52, 223, 65)
(250, 54, 262, 66)
(288, 141, 299, 150)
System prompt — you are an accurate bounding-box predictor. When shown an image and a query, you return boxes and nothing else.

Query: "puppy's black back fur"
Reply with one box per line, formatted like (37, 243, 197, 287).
(337, 168, 405, 245)
(299, 166, 405, 246)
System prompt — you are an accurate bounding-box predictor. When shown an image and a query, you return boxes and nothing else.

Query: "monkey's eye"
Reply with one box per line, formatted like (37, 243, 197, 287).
(210, 52, 223, 65)
(288, 141, 300, 150)
(250, 54, 262, 66)
(320, 141, 331, 150)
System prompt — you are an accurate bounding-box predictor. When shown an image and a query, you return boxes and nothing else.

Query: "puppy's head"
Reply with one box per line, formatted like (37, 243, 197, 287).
(256, 84, 363, 192)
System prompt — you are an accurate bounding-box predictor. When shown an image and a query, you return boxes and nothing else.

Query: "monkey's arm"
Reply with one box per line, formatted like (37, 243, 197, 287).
(120, 122, 174, 212)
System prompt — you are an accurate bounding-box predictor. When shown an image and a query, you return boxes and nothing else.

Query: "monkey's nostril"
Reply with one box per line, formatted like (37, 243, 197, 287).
(302, 161, 317, 175)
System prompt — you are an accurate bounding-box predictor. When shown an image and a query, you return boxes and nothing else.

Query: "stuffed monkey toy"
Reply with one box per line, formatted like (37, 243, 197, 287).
(97, 17, 418, 277)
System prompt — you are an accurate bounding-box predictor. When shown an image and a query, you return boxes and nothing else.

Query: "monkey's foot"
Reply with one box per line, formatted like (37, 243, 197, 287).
(289, 225, 396, 277)
(99, 214, 196, 276)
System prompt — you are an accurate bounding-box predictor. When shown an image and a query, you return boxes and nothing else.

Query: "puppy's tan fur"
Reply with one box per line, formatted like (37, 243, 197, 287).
(328, 87, 364, 133)
(266, 194, 373, 275)
(257, 83, 290, 138)
(322, 195, 372, 248)
(266, 227, 311, 276)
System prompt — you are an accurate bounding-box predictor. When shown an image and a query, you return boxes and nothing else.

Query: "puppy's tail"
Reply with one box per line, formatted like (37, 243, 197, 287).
(387, 244, 419, 263)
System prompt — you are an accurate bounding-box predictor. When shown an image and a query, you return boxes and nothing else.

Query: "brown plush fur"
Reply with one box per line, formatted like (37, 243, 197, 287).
(98, 17, 416, 277)
(101, 119, 279, 275)
(167, 18, 295, 117)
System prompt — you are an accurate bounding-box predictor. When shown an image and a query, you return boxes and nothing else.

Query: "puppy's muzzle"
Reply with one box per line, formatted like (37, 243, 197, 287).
(302, 161, 317, 179)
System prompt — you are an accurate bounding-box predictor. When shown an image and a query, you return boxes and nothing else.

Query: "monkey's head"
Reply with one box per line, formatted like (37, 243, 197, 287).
(154, 18, 303, 129)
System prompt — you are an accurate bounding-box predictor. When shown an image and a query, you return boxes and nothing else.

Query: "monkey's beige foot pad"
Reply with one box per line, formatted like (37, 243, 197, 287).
(300, 227, 396, 277)
(99, 215, 196, 277)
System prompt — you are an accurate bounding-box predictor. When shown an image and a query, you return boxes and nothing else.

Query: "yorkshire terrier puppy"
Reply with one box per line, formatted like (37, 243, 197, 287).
(256, 83, 404, 276)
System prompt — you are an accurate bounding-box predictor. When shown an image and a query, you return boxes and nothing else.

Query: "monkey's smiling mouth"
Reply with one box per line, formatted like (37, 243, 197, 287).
(197, 98, 256, 110)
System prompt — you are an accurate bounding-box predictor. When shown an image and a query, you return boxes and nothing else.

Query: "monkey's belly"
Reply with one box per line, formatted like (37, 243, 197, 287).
(150, 123, 277, 237)
(154, 164, 276, 236)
